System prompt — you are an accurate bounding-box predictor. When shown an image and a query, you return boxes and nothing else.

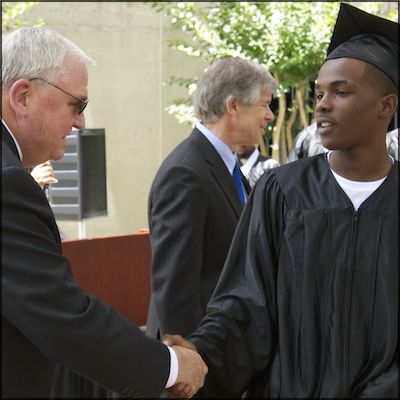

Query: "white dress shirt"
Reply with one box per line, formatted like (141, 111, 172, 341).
(240, 147, 260, 178)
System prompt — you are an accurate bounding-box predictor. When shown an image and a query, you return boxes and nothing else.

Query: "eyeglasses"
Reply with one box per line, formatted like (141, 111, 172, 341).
(29, 77, 88, 115)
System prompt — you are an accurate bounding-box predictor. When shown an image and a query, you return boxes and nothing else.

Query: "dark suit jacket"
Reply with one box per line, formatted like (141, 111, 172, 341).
(146, 128, 250, 340)
(2, 123, 169, 398)
(254, 153, 270, 165)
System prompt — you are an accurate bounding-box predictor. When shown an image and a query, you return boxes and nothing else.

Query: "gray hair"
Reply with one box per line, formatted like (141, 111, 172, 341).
(194, 57, 276, 123)
(2, 27, 94, 92)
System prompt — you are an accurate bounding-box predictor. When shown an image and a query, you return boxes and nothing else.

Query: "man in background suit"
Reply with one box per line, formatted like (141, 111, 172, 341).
(2, 26, 207, 399)
(236, 144, 280, 188)
(146, 58, 276, 396)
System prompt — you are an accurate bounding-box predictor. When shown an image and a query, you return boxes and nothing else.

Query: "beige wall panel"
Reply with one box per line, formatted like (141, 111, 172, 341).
(21, 2, 204, 239)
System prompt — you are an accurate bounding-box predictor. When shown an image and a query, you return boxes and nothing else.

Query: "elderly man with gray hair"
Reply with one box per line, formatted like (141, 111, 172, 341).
(146, 57, 276, 397)
(2, 26, 208, 399)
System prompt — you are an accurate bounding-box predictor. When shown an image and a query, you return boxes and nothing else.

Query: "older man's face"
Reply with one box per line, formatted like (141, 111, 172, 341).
(22, 55, 88, 167)
(232, 89, 275, 148)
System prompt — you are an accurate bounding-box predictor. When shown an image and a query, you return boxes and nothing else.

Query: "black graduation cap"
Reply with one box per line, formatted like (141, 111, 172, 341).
(326, 3, 398, 88)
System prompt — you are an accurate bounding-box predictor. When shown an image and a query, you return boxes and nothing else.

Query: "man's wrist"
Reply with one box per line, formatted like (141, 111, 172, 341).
(165, 346, 178, 388)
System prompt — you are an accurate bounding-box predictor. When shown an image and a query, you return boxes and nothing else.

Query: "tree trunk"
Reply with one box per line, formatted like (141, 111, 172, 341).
(296, 85, 308, 129)
(259, 137, 268, 156)
(286, 98, 298, 155)
(271, 71, 287, 162)
(280, 124, 288, 164)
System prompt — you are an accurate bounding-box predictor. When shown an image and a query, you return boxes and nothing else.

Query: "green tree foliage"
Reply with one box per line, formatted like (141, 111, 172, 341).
(2, 2, 42, 33)
(151, 1, 395, 162)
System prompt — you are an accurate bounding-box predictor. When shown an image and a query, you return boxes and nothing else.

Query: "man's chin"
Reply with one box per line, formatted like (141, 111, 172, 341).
(51, 151, 65, 162)
(320, 139, 337, 151)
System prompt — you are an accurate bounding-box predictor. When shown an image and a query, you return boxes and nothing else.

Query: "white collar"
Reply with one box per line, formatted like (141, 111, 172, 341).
(240, 147, 260, 177)
(196, 121, 237, 174)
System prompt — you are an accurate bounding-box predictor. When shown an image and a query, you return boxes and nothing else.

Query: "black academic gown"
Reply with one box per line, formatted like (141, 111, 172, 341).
(189, 154, 398, 398)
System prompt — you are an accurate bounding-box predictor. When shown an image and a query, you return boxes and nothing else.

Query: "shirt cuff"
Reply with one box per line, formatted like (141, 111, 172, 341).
(165, 346, 178, 388)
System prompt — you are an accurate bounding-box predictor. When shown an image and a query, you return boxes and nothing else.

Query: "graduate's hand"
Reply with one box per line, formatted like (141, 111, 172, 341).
(166, 344, 207, 398)
(163, 334, 198, 352)
(163, 335, 204, 398)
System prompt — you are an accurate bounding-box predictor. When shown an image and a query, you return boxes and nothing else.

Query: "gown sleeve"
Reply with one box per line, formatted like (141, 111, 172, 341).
(188, 171, 285, 397)
(357, 351, 398, 398)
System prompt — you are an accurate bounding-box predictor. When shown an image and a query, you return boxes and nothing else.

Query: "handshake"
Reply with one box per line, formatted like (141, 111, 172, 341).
(163, 334, 208, 398)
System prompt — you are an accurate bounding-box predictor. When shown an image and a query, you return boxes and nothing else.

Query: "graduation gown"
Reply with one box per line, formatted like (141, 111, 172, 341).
(189, 154, 398, 398)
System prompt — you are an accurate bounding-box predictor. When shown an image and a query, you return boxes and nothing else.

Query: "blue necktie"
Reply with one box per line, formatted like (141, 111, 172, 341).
(232, 162, 246, 206)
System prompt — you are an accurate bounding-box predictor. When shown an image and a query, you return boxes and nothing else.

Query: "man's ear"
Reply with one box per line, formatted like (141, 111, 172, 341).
(225, 96, 239, 116)
(9, 79, 31, 117)
(379, 93, 398, 120)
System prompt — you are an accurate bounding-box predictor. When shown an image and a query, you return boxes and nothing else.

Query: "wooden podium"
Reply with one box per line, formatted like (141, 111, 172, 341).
(62, 231, 152, 326)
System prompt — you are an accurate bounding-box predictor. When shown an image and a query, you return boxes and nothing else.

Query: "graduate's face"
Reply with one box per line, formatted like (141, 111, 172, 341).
(233, 89, 275, 146)
(314, 58, 384, 151)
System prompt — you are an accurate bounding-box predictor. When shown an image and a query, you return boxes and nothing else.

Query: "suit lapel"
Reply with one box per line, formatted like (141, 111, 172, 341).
(190, 128, 243, 218)
(2, 123, 20, 161)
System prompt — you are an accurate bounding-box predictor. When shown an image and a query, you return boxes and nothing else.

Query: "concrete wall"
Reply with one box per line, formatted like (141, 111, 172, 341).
(21, 2, 205, 239)
(17, 2, 397, 239)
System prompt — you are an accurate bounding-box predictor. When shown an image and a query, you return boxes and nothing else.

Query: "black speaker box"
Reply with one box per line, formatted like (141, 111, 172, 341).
(49, 128, 107, 220)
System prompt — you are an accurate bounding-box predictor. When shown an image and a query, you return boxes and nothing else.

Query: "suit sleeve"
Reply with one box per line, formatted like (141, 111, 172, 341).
(149, 164, 207, 336)
(2, 166, 170, 397)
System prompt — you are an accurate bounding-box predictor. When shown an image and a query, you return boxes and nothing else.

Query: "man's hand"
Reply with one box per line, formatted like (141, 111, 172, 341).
(30, 161, 58, 188)
(163, 334, 197, 352)
(164, 335, 207, 398)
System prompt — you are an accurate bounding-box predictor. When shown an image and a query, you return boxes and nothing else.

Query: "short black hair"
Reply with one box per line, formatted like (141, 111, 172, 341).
(363, 62, 398, 96)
